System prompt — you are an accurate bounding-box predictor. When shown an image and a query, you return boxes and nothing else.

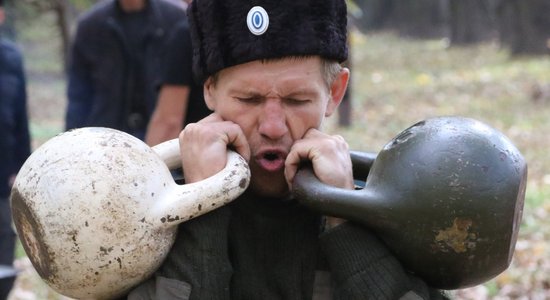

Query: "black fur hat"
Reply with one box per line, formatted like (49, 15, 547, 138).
(188, 0, 348, 83)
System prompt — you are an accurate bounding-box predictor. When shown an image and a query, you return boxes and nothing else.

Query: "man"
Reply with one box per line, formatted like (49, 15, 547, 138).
(129, 0, 448, 299)
(66, 0, 186, 140)
(0, 0, 31, 297)
(145, 0, 211, 146)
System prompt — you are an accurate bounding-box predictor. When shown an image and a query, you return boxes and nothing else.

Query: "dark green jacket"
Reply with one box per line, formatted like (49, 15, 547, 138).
(127, 190, 448, 300)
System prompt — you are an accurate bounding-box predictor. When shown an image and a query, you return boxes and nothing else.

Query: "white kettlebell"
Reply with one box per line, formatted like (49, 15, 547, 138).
(10, 127, 250, 299)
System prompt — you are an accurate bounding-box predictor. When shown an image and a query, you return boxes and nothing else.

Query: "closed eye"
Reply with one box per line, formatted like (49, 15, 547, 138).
(236, 96, 262, 104)
(284, 97, 311, 106)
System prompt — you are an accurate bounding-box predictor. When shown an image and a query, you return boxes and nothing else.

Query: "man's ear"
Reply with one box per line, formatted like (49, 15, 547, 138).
(203, 77, 217, 111)
(325, 67, 350, 117)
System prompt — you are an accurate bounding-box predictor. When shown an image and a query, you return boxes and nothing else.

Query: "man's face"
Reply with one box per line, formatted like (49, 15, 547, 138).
(204, 57, 343, 198)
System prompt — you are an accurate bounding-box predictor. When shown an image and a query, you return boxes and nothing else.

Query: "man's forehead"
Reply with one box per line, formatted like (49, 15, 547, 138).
(217, 58, 323, 84)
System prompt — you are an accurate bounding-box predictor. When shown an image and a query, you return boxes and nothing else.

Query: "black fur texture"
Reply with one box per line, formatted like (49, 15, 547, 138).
(188, 0, 348, 83)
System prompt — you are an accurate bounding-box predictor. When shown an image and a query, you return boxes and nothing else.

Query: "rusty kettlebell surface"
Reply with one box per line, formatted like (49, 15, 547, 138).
(10, 128, 250, 299)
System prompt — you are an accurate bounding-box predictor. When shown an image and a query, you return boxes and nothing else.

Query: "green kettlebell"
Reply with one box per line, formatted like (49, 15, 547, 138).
(293, 116, 527, 289)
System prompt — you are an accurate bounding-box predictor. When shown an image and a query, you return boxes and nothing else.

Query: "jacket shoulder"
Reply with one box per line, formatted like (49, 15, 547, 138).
(76, 0, 115, 28)
(0, 39, 23, 66)
(155, 0, 187, 22)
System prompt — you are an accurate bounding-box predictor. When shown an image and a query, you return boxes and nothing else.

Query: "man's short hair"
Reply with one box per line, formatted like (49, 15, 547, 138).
(209, 56, 343, 91)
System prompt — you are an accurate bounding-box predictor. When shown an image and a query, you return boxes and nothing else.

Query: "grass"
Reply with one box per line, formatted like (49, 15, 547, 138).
(17, 7, 65, 75)
(329, 30, 550, 186)
(10, 20, 550, 299)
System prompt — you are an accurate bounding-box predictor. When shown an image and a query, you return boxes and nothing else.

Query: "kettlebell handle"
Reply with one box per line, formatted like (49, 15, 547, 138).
(152, 138, 182, 170)
(292, 151, 381, 222)
(149, 138, 251, 227)
(350, 150, 376, 186)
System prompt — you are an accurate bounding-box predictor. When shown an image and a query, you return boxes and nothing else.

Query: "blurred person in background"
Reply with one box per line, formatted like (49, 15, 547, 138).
(65, 0, 186, 140)
(145, 0, 211, 146)
(0, 0, 31, 297)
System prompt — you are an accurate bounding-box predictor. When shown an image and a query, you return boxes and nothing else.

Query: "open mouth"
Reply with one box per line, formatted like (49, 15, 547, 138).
(264, 152, 279, 161)
(256, 150, 286, 172)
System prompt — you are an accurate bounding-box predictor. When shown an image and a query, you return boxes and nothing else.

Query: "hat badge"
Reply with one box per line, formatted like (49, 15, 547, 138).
(247, 6, 269, 36)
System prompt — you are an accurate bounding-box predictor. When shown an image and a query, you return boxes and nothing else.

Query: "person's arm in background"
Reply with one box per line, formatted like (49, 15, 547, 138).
(146, 21, 193, 146)
(65, 22, 94, 131)
(146, 84, 190, 146)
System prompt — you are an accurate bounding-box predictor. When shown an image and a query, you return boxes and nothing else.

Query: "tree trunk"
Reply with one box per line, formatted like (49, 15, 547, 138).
(351, 0, 394, 32)
(386, 0, 449, 39)
(449, 0, 497, 45)
(496, 0, 550, 55)
(53, 0, 72, 72)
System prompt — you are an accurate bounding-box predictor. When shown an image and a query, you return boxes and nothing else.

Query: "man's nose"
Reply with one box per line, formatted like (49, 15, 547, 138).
(258, 100, 288, 140)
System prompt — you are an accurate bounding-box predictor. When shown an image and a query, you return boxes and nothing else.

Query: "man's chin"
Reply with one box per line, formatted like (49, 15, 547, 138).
(248, 175, 289, 199)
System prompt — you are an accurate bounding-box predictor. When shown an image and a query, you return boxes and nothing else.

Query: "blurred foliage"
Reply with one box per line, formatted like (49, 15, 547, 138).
(15, 0, 97, 13)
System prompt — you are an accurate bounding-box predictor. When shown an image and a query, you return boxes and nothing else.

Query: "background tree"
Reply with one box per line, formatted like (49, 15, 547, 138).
(349, 0, 394, 33)
(496, 0, 550, 55)
(449, 0, 497, 45)
(351, 0, 448, 38)
(15, 0, 97, 70)
(386, 0, 448, 38)
(353, 0, 549, 55)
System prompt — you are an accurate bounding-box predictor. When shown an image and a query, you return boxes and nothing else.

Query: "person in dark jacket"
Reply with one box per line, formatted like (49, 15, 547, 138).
(0, 0, 31, 297)
(65, 0, 186, 140)
(145, 0, 211, 146)
(127, 0, 449, 299)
